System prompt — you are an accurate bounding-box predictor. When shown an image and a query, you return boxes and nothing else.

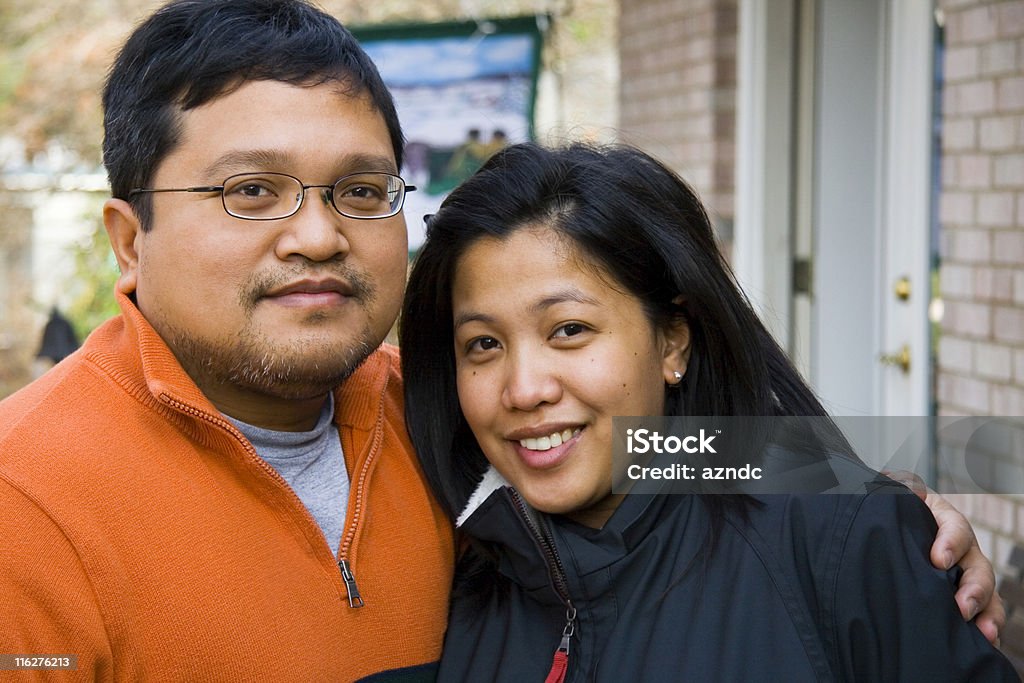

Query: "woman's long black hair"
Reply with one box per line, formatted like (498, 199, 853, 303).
(401, 142, 837, 526)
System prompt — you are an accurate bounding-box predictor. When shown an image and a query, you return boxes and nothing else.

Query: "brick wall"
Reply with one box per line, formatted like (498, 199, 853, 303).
(937, 0, 1024, 584)
(617, 0, 737, 240)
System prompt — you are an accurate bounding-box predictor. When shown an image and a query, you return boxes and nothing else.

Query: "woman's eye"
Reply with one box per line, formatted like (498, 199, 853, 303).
(467, 336, 501, 353)
(552, 322, 588, 339)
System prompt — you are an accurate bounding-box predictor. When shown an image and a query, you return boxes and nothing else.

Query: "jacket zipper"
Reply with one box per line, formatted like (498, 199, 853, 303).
(508, 489, 577, 683)
(161, 394, 370, 608)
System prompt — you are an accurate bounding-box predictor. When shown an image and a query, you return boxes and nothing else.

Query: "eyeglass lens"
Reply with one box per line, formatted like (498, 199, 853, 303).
(221, 172, 404, 220)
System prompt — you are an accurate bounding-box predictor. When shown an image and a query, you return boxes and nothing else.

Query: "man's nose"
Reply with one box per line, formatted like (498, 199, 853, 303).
(274, 187, 350, 262)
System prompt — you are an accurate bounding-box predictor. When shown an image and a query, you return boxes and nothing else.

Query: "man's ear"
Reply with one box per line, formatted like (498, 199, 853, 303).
(661, 296, 691, 385)
(103, 198, 142, 295)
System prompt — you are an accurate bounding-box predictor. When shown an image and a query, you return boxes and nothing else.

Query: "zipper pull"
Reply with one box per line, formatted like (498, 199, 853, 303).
(544, 607, 576, 683)
(338, 559, 365, 608)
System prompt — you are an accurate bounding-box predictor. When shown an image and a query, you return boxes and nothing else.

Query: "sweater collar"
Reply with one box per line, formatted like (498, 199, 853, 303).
(78, 290, 219, 416)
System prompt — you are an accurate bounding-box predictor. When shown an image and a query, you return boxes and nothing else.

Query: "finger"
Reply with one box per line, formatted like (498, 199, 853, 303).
(925, 490, 975, 571)
(973, 591, 1006, 645)
(956, 556, 997, 622)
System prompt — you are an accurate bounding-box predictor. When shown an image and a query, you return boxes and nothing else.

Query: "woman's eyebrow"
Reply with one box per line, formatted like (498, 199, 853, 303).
(453, 311, 495, 330)
(529, 288, 601, 313)
(453, 288, 601, 330)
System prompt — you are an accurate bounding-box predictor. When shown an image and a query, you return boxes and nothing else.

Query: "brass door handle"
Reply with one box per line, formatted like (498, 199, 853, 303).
(879, 344, 911, 374)
(894, 277, 910, 301)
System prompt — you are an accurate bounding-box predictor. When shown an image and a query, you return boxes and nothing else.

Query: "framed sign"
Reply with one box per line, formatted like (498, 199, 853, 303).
(354, 17, 543, 249)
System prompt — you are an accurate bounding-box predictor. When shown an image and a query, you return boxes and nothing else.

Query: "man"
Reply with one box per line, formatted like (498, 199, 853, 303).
(0, 1, 1002, 681)
(0, 2, 452, 680)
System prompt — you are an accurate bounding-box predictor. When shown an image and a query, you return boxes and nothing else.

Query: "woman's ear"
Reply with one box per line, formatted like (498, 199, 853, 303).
(103, 198, 142, 295)
(661, 296, 691, 385)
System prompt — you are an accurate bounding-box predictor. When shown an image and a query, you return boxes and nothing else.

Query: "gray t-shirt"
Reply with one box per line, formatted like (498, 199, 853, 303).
(227, 395, 349, 555)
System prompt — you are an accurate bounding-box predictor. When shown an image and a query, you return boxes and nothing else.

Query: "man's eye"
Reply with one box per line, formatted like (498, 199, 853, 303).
(236, 183, 274, 198)
(224, 179, 280, 200)
(341, 184, 385, 200)
(223, 178, 283, 214)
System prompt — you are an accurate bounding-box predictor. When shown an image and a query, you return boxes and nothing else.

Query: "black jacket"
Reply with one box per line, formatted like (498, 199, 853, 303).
(439, 469, 1018, 682)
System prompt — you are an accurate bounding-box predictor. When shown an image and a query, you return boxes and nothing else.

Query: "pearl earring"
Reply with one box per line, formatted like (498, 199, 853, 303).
(673, 371, 683, 383)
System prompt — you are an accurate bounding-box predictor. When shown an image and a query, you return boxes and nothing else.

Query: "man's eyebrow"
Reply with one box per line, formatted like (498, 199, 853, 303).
(202, 150, 291, 180)
(201, 150, 398, 181)
(342, 153, 399, 175)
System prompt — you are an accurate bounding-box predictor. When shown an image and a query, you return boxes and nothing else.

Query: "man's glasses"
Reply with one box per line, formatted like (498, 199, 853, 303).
(128, 172, 415, 221)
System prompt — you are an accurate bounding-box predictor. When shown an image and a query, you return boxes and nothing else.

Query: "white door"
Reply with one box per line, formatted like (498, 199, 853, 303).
(736, 0, 933, 418)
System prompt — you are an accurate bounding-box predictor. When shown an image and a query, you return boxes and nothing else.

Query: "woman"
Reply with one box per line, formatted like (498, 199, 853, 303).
(400, 142, 1017, 681)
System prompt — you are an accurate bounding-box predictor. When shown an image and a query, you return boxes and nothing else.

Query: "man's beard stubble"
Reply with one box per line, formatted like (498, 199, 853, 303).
(171, 326, 376, 401)
(163, 261, 384, 401)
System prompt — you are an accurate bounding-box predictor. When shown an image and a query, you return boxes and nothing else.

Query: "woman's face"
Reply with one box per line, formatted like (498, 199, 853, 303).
(452, 226, 689, 527)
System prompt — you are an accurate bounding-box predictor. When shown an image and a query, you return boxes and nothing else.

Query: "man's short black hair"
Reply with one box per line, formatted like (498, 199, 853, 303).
(103, 0, 404, 229)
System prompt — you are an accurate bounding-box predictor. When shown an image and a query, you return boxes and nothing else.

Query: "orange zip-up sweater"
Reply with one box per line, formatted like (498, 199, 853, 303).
(0, 293, 455, 681)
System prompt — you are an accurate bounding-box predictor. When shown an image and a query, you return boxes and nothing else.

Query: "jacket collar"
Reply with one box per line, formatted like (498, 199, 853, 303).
(456, 466, 512, 528)
(455, 466, 689, 581)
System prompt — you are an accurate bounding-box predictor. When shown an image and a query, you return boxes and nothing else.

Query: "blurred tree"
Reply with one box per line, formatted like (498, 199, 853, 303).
(0, 0, 145, 167)
(65, 212, 121, 342)
(0, 0, 614, 167)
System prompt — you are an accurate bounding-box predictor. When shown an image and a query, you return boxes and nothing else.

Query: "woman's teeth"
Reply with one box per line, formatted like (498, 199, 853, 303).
(519, 428, 581, 451)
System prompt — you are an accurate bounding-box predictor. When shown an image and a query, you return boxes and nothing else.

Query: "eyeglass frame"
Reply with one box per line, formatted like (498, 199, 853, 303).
(127, 171, 416, 221)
